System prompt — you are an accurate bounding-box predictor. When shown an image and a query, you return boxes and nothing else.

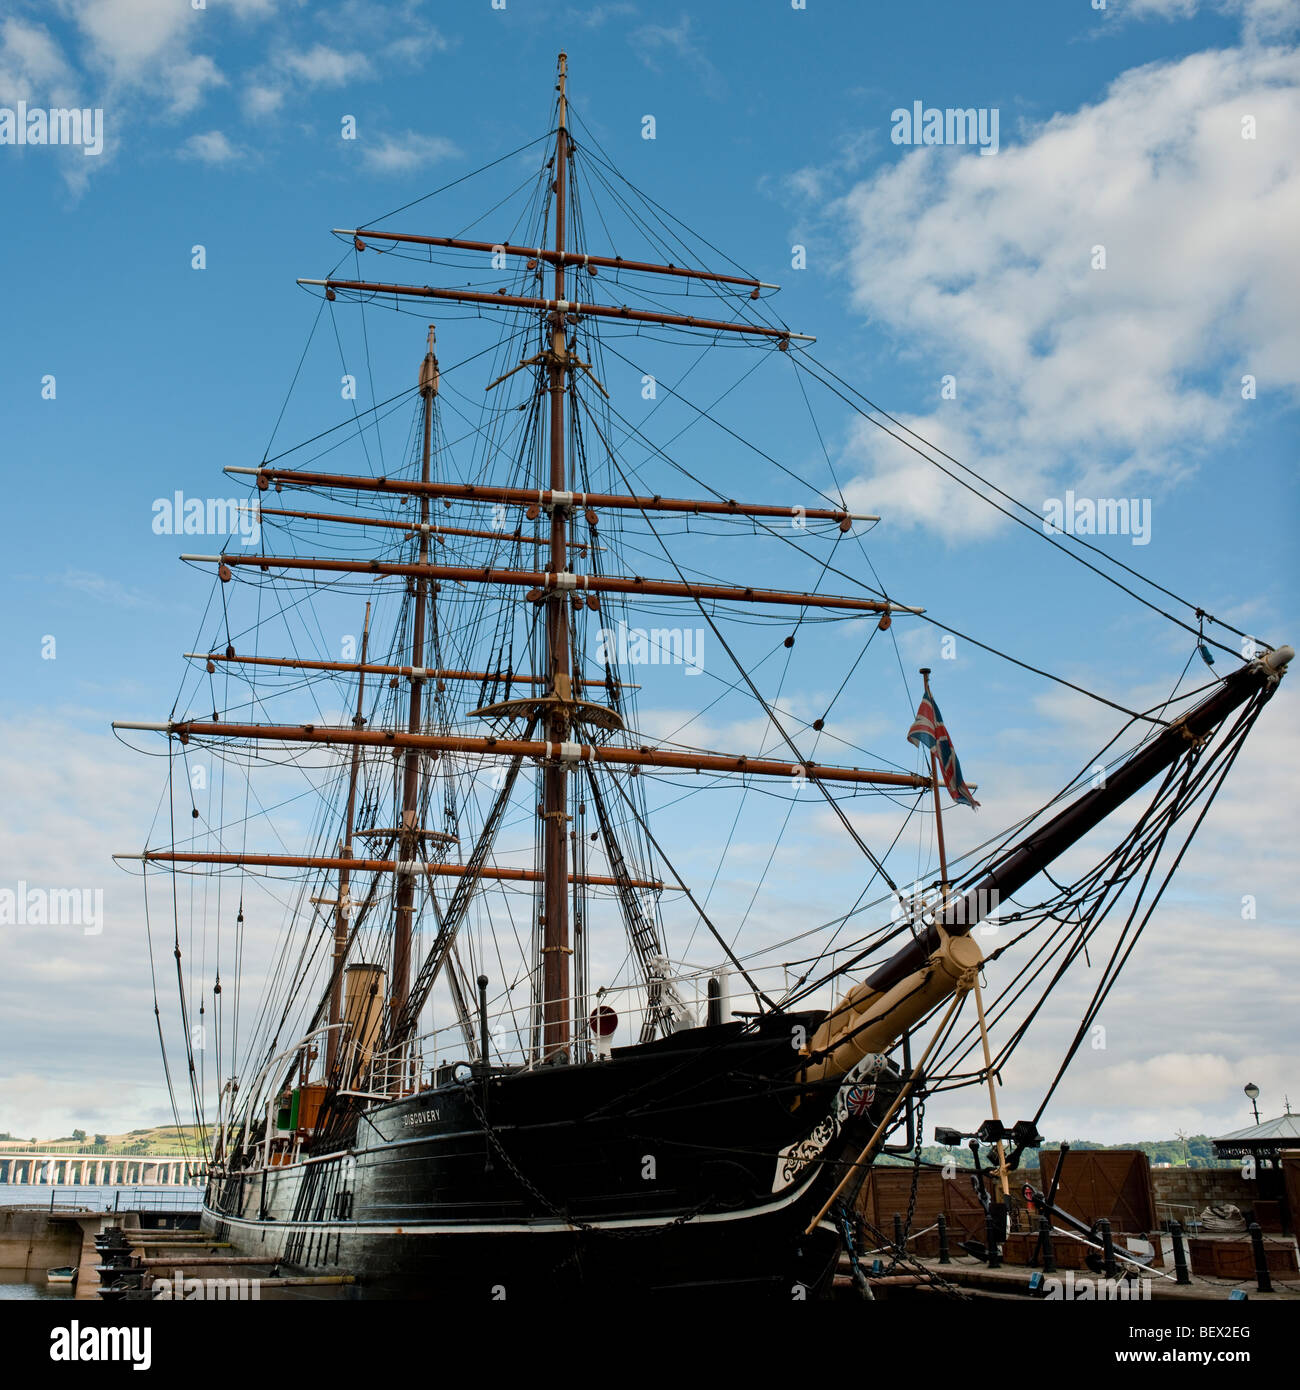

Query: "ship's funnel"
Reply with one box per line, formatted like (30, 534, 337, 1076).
(343, 963, 386, 1085)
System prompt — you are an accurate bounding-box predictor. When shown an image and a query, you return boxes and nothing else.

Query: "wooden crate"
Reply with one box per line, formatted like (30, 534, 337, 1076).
(859, 1168, 987, 1245)
(1188, 1237, 1299, 1280)
(1039, 1149, 1157, 1233)
(1002, 1229, 1090, 1269)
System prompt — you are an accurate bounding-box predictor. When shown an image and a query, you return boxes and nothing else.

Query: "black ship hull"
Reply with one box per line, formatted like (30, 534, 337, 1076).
(203, 1014, 897, 1300)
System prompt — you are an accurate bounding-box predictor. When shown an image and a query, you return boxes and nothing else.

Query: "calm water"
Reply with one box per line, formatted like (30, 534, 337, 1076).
(1, 1186, 201, 1300)
(0, 1270, 76, 1300)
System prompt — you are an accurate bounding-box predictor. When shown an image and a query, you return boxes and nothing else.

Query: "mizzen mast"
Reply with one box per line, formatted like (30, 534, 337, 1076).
(326, 601, 370, 1079)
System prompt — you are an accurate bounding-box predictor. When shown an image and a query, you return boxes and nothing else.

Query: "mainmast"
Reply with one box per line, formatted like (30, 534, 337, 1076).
(391, 329, 440, 1034)
(541, 52, 573, 1059)
(119, 51, 939, 1069)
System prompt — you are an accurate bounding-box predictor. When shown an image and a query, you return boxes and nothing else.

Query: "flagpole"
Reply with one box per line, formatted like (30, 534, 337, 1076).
(916, 669, 1005, 1206)
(919, 668, 951, 895)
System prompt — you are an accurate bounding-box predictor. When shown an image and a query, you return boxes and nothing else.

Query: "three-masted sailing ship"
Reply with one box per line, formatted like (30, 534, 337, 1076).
(114, 55, 1291, 1300)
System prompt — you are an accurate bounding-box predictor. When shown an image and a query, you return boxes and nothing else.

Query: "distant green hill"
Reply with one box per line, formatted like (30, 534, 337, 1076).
(0, 1125, 206, 1156)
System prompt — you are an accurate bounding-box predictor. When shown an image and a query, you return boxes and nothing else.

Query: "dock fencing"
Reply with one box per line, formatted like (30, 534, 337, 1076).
(35, 1186, 204, 1214)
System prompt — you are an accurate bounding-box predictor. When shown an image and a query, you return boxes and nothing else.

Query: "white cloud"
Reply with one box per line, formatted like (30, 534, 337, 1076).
(241, 81, 284, 117)
(68, 0, 195, 80)
(211, 0, 281, 16)
(57, 0, 225, 112)
(566, 2, 638, 28)
(280, 43, 372, 86)
(179, 128, 241, 163)
(0, 17, 79, 106)
(1124, 0, 1201, 16)
(832, 45, 1300, 539)
(630, 15, 723, 97)
(162, 51, 225, 114)
(0, 19, 93, 189)
(384, 27, 452, 65)
(762, 131, 879, 207)
(246, 13, 450, 118)
(1114, 0, 1300, 41)
(55, 569, 160, 609)
(361, 130, 459, 174)
(0, 1, 293, 191)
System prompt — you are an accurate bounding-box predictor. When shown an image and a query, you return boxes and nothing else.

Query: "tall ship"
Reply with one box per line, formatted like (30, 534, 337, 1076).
(114, 55, 1290, 1300)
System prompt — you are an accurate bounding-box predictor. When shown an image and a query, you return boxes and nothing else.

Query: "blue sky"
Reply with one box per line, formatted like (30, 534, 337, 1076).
(0, 0, 1296, 1147)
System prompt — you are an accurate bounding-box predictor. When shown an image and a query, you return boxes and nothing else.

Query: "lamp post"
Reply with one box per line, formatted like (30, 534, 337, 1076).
(1244, 1083, 1261, 1124)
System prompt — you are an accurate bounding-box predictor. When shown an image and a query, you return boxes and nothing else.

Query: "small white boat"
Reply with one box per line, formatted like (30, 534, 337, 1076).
(46, 1266, 77, 1284)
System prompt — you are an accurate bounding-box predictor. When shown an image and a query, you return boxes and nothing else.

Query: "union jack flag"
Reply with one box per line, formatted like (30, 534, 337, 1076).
(908, 689, 980, 809)
(846, 1084, 876, 1117)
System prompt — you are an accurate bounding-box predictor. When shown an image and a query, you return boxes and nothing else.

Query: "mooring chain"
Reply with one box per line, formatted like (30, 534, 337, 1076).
(883, 1092, 926, 1277)
(860, 1211, 972, 1300)
(856, 1092, 970, 1299)
(838, 1202, 872, 1298)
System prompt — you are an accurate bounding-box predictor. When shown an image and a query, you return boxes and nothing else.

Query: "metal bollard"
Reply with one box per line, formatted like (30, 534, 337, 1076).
(937, 1213, 951, 1265)
(1098, 1218, 1119, 1279)
(985, 1206, 1002, 1268)
(1039, 1215, 1057, 1274)
(1248, 1222, 1273, 1294)
(1170, 1221, 1191, 1285)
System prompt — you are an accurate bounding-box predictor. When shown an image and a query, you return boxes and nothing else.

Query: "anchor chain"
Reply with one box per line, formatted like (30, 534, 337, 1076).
(883, 1092, 926, 1277)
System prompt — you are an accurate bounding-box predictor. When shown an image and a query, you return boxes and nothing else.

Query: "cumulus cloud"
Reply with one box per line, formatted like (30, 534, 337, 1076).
(280, 43, 372, 86)
(630, 15, 724, 98)
(1113, 0, 1300, 41)
(69, 0, 196, 80)
(0, 16, 79, 106)
(566, 2, 638, 29)
(210, 0, 280, 17)
(60, 0, 227, 113)
(0, 17, 93, 189)
(240, 81, 284, 117)
(384, 27, 453, 65)
(179, 128, 242, 163)
(832, 45, 1300, 540)
(0, 1, 245, 187)
(361, 130, 459, 174)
